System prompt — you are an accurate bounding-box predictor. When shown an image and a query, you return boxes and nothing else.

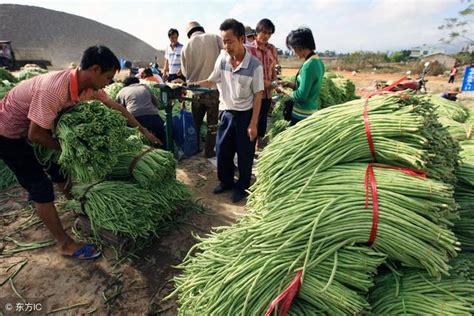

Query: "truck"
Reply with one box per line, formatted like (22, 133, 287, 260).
(0, 40, 51, 70)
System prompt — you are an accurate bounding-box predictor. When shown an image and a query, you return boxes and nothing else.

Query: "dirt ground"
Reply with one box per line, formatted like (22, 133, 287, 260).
(1, 70, 473, 315)
(283, 68, 467, 96)
(0, 155, 247, 315)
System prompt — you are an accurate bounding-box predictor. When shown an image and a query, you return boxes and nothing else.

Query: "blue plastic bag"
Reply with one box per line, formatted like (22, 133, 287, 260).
(172, 108, 199, 158)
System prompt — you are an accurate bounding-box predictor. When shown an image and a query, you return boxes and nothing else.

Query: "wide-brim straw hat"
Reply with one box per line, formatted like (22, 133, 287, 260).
(186, 21, 203, 37)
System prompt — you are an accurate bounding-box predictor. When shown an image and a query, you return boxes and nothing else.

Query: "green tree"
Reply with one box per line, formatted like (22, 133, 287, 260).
(439, 0, 473, 45)
(389, 50, 411, 62)
(454, 51, 474, 64)
(390, 51, 405, 62)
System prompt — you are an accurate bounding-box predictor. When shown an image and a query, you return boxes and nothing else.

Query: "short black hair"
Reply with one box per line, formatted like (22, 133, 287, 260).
(143, 68, 153, 77)
(168, 28, 179, 37)
(256, 18, 275, 34)
(123, 76, 139, 87)
(220, 19, 245, 38)
(80, 45, 120, 72)
(286, 27, 316, 51)
(188, 26, 205, 38)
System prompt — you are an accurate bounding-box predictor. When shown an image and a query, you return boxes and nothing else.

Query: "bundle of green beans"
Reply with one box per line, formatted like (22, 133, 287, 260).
(423, 94, 468, 122)
(173, 163, 458, 314)
(451, 252, 474, 280)
(453, 140, 474, 247)
(265, 95, 290, 142)
(110, 146, 176, 189)
(331, 77, 358, 103)
(55, 101, 141, 183)
(466, 108, 474, 125)
(70, 179, 191, 240)
(15, 67, 48, 81)
(267, 74, 358, 140)
(457, 139, 474, 186)
(0, 68, 18, 83)
(249, 163, 458, 274)
(368, 267, 474, 315)
(438, 116, 472, 141)
(256, 94, 459, 209)
(0, 160, 17, 189)
(174, 233, 385, 314)
(139, 80, 162, 105)
(104, 82, 123, 100)
(32, 142, 61, 168)
(0, 79, 15, 99)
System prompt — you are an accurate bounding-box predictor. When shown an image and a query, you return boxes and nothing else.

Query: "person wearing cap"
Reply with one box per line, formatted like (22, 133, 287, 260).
(441, 87, 460, 101)
(0, 45, 160, 260)
(245, 26, 256, 44)
(188, 19, 264, 203)
(246, 18, 279, 149)
(181, 21, 223, 158)
(163, 28, 185, 82)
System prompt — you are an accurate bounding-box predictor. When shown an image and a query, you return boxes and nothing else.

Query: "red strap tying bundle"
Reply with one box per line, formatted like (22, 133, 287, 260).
(363, 82, 413, 163)
(364, 164, 380, 246)
(370, 164, 426, 178)
(264, 271, 302, 316)
(364, 163, 427, 246)
(363, 97, 377, 162)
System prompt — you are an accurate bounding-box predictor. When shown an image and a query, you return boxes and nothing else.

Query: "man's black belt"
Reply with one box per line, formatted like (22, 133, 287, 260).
(224, 109, 252, 115)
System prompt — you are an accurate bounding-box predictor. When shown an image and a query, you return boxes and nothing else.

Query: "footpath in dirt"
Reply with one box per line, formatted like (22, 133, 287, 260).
(0, 155, 246, 315)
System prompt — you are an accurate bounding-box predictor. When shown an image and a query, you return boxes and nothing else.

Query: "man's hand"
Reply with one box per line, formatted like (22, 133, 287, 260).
(28, 122, 61, 150)
(186, 82, 201, 88)
(247, 122, 258, 142)
(143, 129, 163, 146)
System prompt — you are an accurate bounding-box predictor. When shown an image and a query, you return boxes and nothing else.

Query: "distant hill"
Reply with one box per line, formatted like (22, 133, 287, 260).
(0, 4, 164, 69)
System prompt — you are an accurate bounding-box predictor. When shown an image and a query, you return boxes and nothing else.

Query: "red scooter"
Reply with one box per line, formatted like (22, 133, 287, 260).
(375, 62, 430, 93)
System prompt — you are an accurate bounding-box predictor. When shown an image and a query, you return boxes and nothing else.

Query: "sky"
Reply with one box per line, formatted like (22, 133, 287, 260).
(0, 0, 469, 53)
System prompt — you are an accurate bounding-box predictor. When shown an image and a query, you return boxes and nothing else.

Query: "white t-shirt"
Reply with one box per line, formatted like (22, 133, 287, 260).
(208, 50, 264, 111)
(164, 43, 183, 75)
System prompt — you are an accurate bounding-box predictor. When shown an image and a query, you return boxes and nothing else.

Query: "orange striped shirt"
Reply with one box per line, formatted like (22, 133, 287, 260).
(0, 68, 111, 138)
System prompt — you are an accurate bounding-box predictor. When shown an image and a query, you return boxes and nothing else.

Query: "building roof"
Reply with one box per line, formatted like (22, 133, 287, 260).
(423, 52, 455, 59)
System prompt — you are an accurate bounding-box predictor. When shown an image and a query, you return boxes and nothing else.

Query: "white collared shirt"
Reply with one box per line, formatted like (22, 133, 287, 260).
(208, 50, 264, 111)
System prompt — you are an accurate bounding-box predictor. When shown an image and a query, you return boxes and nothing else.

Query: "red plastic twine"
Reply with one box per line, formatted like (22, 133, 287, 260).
(364, 77, 412, 162)
(363, 97, 377, 162)
(364, 164, 427, 246)
(364, 164, 380, 247)
(264, 271, 302, 316)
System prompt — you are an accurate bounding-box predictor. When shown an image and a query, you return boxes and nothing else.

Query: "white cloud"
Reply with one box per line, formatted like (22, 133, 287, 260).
(229, 0, 265, 17)
(0, 0, 466, 53)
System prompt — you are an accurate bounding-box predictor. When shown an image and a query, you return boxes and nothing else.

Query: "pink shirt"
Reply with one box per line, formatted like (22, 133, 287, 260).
(246, 41, 278, 98)
(0, 68, 111, 138)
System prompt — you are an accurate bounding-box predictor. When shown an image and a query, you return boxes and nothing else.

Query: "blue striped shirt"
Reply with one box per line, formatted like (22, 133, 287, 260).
(208, 51, 264, 111)
(165, 42, 183, 75)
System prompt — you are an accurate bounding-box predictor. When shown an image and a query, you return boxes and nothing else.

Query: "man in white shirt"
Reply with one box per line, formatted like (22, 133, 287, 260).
(163, 28, 185, 82)
(189, 18, 264, 203)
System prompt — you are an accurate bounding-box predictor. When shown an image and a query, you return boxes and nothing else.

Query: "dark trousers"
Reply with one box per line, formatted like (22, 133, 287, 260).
(257, 98, 272, 137)
(191, 92, 219, 157)
(136, 114, 167, 149)
(290, 116, 301, 126)
(167, 73, 186, 82)
(448, 75, 455, 83)
(0, 136, 65, 203)
(216, 110, 255, 192)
